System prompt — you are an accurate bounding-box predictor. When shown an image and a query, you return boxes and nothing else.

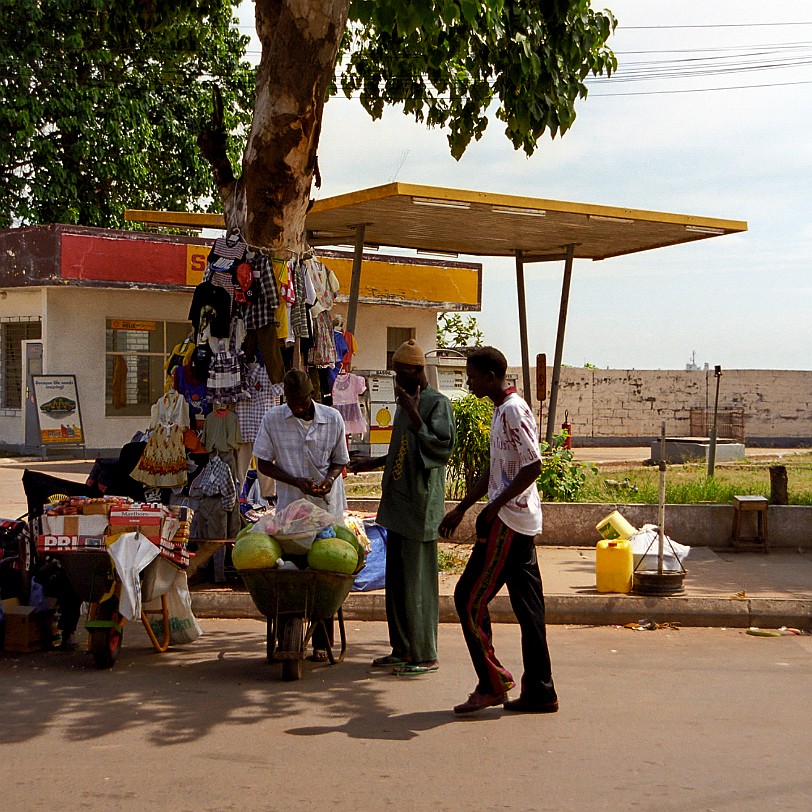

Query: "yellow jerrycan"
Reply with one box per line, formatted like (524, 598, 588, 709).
(596, 539, 633, 593)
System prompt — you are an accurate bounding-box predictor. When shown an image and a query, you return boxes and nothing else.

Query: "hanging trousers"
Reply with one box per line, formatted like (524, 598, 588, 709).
(454, 517, 557, 701)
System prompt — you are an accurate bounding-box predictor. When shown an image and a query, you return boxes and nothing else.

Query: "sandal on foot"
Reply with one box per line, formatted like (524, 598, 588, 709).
(371, 654, 408, 667)
(309, 649, 329, 662)
(393, 661, 439, 676)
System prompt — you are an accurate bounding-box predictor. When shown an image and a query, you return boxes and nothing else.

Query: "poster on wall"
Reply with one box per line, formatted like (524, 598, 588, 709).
(31, 375, 85, 447)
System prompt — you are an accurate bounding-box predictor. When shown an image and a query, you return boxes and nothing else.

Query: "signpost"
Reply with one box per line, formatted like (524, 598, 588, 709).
(31, 375, 85, 456)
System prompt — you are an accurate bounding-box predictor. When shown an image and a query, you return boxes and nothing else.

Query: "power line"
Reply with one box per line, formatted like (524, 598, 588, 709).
(590, 78, 812, 97)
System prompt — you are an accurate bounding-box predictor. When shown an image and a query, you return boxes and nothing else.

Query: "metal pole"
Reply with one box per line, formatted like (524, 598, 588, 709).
(514, 251, 532, 409)
(545, 243, 575, 445)
(657, 422, 666, 574)
(707, 365, 722, 477)
(346, 223, 366, 335)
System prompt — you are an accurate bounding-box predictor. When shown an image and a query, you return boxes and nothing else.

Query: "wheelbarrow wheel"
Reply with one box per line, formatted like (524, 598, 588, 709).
(90, 600, 123, 669)
(280, 615, 304, 681)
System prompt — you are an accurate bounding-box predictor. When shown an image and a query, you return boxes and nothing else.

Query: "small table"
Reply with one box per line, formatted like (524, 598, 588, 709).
(730, 495, 769, 553)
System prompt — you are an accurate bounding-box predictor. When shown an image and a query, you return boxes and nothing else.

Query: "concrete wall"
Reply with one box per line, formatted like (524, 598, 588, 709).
(509, 366, 812, 445)
(346, 499, 812, 551)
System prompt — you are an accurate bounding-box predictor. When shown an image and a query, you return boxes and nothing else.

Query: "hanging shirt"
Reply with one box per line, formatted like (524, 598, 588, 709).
(244, 253, 280, 331)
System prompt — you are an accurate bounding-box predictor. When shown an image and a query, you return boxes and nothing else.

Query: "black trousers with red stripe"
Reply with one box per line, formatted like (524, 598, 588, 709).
(454, 518, 557, 701)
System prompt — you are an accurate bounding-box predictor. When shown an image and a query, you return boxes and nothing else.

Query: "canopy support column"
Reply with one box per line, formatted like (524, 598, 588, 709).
(514, 251, 532, 409)
(545, 243, 575, 445)
(346, 223, 366, 335)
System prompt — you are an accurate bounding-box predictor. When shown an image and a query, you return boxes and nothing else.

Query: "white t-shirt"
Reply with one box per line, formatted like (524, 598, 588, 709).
(489, 392, 543, 536)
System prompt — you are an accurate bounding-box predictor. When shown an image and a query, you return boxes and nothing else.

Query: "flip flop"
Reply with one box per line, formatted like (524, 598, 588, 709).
(372, 655, 408, 667)
(393, 662, 439, 676)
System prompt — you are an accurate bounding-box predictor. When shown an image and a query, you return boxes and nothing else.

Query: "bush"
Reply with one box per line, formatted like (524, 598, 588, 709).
(537, 432, 597, 502)
(446, 395, 493, 499)
(447, 400, 596, 503)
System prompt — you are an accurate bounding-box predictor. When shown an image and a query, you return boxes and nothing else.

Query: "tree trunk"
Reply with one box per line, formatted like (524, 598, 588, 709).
(223, 0, 349, 253)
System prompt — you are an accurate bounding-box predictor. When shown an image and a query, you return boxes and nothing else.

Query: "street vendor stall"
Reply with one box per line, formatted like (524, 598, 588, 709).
(21, 472, 203, 668)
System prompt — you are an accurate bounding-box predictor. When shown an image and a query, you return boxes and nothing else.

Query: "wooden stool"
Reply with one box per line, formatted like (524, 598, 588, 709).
(730, 495, 769, 553)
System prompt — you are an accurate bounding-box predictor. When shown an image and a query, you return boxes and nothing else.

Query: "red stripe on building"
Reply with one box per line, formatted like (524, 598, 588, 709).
(61, 234, 188, 286)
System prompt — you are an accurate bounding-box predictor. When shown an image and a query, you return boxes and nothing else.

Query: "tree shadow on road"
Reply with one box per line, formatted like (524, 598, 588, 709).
(0, 621, 455, 746)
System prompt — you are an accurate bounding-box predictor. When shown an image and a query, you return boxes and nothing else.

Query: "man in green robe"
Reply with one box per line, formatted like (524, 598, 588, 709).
(349, 340, 455, 674)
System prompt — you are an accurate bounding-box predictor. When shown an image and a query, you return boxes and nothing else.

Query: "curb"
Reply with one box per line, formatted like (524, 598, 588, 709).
(191, 590, 812, 630)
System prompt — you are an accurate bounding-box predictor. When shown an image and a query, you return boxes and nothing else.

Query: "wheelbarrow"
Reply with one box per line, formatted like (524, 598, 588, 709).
(241, 567, 358, 681)
(50, 547, 182, 669)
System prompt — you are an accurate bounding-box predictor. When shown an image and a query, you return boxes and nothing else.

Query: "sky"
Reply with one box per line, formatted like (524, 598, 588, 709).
(236, 1, 812, 371)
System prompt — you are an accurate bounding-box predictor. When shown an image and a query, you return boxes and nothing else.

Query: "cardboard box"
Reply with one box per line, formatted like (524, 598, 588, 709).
(40, 514, 109, 538)
(109, 505, 165, 543)
(37, 535, 107, 553)
(1, 597, 55, 653)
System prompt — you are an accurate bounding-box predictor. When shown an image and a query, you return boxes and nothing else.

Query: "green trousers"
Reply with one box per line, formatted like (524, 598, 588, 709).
(384, 531, 439, 664)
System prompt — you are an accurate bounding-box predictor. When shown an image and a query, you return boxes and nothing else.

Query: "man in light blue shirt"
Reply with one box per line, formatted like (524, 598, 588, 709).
(253, 369, 349, 523)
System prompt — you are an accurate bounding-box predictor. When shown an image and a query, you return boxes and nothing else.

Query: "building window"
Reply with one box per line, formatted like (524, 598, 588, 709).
(386, 327, 416, 370)
(1, 319, 42, 409)
(105, 319, 190, 417)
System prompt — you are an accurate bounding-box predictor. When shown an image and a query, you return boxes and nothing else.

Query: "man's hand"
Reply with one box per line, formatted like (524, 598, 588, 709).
(295, 476, 316, 495)
(394, 383, 422, 425)
(311, 476, 335, 496)
(348, 456, 377, 474)
(439, 505, 466, 538)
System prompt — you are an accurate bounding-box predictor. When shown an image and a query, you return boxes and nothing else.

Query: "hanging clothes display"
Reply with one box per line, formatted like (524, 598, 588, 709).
(328, 321, 350, 390)
(309, 309, 338, 367)
(331, 372, 368, 435)
(189, 281, 232, 342)
(131, 390, 189, 489)
(206, 337, 242, 405)
(288, 259, 309, 339)
(174, 361, 211, 430)
(235, 362, 282, 495)
(207, 232, 246, 275)
(201, 406, 242, 479)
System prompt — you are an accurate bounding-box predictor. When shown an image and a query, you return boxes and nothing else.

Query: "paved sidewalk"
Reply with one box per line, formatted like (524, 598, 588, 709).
(3, 457, 810, 630)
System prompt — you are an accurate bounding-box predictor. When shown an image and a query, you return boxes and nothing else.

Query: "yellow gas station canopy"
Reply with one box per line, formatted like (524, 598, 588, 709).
(125, 181, 746, 260)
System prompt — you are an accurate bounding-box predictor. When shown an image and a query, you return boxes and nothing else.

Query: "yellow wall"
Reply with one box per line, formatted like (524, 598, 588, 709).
(320, 255, 479, 307)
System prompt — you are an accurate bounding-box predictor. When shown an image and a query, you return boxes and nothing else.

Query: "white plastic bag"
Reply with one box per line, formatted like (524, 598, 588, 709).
(252, 498, 333, 553)
(629, 524, 690, 572)
(144, 570, 202, 645)
(108, 532, 161, 620)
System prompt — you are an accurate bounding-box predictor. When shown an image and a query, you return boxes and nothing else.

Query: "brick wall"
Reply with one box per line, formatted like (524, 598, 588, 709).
(508, 367, 812, 445)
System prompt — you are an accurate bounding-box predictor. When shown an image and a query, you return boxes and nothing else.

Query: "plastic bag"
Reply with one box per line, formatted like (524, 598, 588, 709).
(351, 522, 386, 592)
(629, 524, 690, 572)
(254, 498, 333, 540)
(145, 570, 202, 645)
(108, 532, 161, 620)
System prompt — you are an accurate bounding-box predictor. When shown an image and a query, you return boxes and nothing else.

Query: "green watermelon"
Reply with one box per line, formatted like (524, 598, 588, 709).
(235, 522, 255, 540)
(333, 524, 361, 554)
(232, 533, 282, 571)
(307, 538, 358, 574)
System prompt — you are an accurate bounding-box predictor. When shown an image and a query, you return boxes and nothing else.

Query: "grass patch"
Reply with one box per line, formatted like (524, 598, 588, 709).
(577, 452, 812, 505)
(438, 546, 468, 573)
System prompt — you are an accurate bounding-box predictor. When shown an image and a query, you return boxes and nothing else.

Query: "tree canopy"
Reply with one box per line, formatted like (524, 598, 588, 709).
(0, 0, 617, 244)
(210, 0, 616, 250)
(0, 0, 254, 229)
(340, 0, 617, 159)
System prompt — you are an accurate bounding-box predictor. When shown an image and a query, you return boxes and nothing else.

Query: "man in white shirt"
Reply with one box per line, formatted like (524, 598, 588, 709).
(253, 369, 349, 661)
(253, 369, 348, 523)
(440, 346, 558, 715)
